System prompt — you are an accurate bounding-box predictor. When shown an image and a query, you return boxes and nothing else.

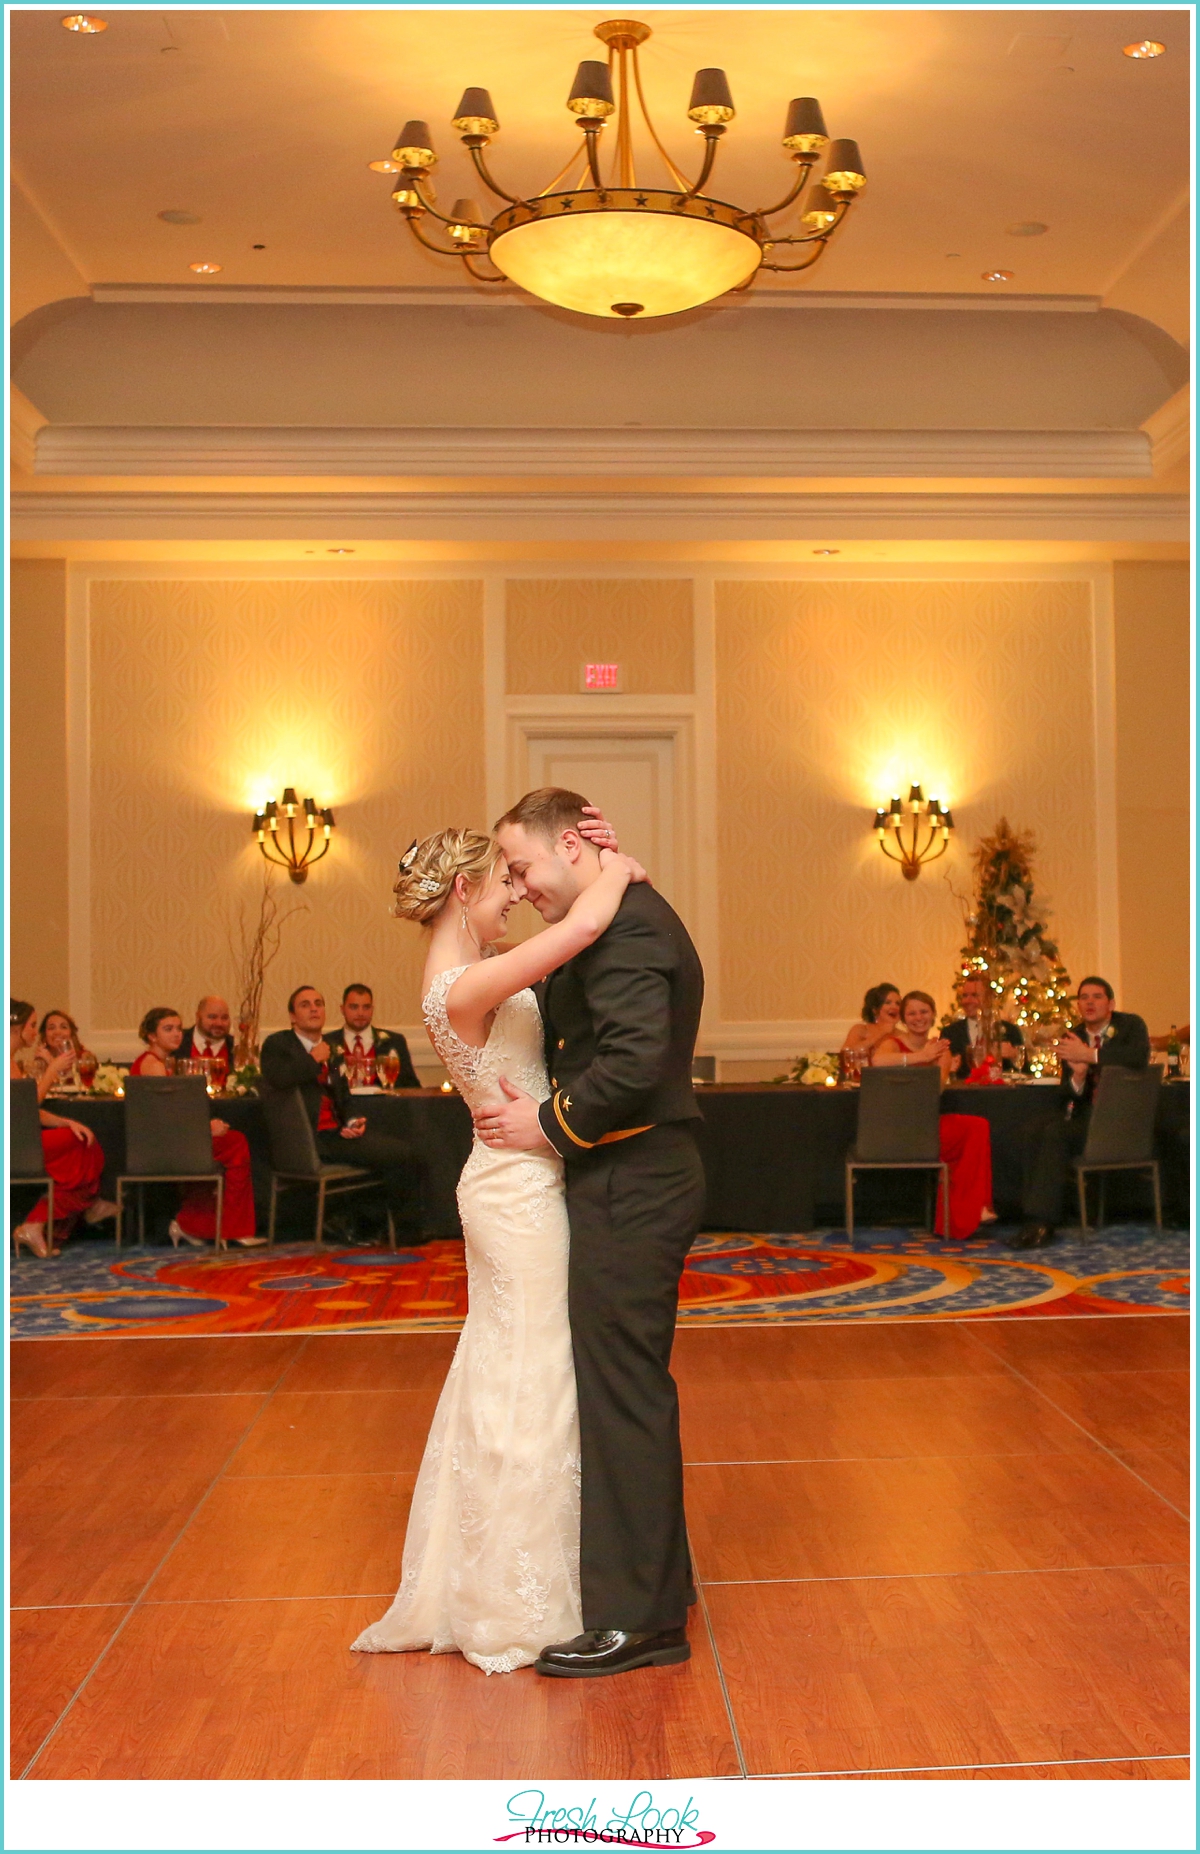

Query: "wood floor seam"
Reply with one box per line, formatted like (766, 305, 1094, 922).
(16, 1335, 311, 1779)
(752, 1753, 1192, 1779)
(701, 1560, 1189, 1587)
(694, 1580, 748, 1781)
(963, 1330, 1190, 1521)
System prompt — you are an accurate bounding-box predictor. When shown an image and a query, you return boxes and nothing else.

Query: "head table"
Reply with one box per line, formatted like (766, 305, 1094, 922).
(39, 1079, 1189, 1242)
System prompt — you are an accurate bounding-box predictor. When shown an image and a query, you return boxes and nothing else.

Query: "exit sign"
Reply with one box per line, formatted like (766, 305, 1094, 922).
(581, 662, 622, 692)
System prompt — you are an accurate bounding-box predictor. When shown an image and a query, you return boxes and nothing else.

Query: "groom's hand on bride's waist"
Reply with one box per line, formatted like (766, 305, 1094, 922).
(472, 1076, 555, 1154)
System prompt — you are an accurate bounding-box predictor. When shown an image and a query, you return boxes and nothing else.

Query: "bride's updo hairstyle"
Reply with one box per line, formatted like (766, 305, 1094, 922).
(392, 829, 502, 926)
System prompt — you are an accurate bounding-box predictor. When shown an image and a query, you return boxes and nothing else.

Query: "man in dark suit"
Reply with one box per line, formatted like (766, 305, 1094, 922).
(1012, 975, 1150, 1249)
(944, 975, 1024, 1081)
(325, 983, 420, 1088)
(477, 788, 705, 1680)
(179, 996, 236, 1075)
(259, 986, 425, 1240)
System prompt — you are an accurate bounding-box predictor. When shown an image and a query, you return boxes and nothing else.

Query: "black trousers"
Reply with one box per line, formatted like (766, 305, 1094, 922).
(316, 1129, 423, 1234)
(1020, 1107, 1089, 1225)
(565, 1121, 707, 1634)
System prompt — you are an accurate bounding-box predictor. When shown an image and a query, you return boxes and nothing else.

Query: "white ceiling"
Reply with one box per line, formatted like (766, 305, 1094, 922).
(10, 6, 1190, 299)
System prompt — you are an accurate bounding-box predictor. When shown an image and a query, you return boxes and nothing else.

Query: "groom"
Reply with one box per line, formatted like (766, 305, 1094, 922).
(475, 787, 706, 1677)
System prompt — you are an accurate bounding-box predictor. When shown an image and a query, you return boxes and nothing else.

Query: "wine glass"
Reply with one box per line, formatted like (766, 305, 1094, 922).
(77, 1050, 98, 1091)
(380, 1048, 401, 1090)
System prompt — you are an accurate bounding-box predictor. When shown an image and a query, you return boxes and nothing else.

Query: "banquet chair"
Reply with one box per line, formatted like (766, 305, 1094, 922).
(259, 1085, 396, 1249)
(1075, 1066, 1163, 1235)
(845, 1066, 949, 1238)
(117, 1075, 224, 1250)
(10, 1078, 54, 1259)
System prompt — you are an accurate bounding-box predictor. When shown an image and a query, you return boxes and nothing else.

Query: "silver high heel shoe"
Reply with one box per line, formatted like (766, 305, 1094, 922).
(169, 1220, 206, 1250)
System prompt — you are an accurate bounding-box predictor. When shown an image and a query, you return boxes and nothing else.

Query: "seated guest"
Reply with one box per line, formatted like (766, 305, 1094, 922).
(131, 1008, 263, 1247)
(9, 999, 111, 1257)
(326, 983, 420, 1088)
(260, 986, 425, 1241)
(179, 995, 236, 1084)
(39, 1009, 97, 1074)
(870, 990, 996, 1241)
(841, 983, 902, 1060)
(943, 975, 1024, 1081)
(1013, 976, 1151, 1249)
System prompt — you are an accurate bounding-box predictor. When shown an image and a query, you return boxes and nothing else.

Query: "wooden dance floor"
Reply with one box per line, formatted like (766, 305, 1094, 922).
(11, 1315, 1190, 1781)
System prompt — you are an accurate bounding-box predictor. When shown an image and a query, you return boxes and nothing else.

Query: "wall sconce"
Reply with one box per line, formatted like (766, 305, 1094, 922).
(872, 783, 954, 881)
(253, 788, 336, 883)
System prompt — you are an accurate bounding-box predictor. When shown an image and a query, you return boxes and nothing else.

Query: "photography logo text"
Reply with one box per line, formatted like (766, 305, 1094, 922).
(495, 1789, 716, 1848)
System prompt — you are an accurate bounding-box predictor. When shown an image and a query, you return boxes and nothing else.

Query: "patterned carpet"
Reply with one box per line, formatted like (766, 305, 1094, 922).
(8, 1225, 1188, 1338)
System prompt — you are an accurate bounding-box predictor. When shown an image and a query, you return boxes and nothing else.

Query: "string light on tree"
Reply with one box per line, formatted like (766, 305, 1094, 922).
(948, 818, 1073, 1062)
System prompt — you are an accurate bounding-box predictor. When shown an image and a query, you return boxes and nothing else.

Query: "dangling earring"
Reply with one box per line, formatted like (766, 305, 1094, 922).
(460, 900, 470, 934)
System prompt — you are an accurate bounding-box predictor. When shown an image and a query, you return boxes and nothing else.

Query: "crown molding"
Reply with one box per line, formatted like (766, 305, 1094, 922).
(11, 487, 1187, 544)
(89, 281, 1103, 314)
(33, 424, 1151, 481)
(10, 387, 48, 475)
(1141, 384, 1190, 477)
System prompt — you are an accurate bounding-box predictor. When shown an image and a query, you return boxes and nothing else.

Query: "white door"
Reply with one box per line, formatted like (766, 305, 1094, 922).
(509, 731, 679, 938)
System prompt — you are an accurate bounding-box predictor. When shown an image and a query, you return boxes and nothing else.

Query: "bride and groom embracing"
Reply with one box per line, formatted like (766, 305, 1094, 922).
(352, 786, 705, 1678)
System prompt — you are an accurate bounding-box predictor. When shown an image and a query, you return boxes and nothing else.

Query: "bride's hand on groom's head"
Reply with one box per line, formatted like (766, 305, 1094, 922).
(578, 805, 619, 852)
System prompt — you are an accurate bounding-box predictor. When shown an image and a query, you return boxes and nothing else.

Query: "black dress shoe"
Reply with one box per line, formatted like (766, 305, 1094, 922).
(535, 1628, 690, 1678)
(1010, 1222, 1057, 1250)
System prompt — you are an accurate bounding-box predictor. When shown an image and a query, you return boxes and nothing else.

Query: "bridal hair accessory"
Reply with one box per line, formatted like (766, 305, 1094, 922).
(418, 877, 442, 896)
(398, 840, 420, 872)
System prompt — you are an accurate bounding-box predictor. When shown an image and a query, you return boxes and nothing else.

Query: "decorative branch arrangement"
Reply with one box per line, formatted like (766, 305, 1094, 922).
(228, 866, 307, 1069)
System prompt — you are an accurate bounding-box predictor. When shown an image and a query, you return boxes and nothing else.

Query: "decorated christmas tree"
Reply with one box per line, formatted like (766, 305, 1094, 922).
(949, 818, 1073, 1050)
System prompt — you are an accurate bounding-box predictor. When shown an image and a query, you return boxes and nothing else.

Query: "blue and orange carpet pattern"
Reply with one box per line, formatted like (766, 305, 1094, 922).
(9, 1225, 1188, 1338)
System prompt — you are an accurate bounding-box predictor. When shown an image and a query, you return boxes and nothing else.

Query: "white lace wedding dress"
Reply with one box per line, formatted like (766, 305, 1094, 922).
(351, 967, 582, 1673)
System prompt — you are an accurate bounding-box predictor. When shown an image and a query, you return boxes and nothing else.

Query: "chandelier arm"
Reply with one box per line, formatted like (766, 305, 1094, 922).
(760, 244, 830, 274)
(415, 181, 487, 232)
(537, 139, 591, 198)
(258, 842, 289, 873)
(614, 45, 635, 187)
(305, 834, 332, 870)
(466, 141, 527, 207)
(405, 215, 477, 258)
(763, 203, 851, 249)
(754, 158, 817, 219)
(681, 132, 721, 201)
(877, 839, 904, 866)
(629, 42, 692, 190)
(461, 251, 508, 283)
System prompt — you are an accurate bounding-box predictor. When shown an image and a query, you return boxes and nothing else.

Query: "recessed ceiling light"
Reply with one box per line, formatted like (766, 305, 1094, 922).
(189, 261, 222, 275)
(61, 13, 107, 30)
(1007, 221, 1048, 237)
(159, 209, 201, 225)
(368, 158, 403, 173)
(252, 243, 266, 250)
(1124, 39, 1165, 58)
(328, 547, 355, 555)
(982, 270, 1013, 283)
(812, 548, 840, 556)
(945, 252, 960, 259)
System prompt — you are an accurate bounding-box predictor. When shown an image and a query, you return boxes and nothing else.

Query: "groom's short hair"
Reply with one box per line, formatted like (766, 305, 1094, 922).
(494, 787, 591, 842)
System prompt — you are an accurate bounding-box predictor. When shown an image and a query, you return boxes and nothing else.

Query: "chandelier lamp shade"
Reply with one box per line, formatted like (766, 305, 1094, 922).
(873, 785, 955, 881)
(374, 17, 865, 319)
(253, 788, 336, 884)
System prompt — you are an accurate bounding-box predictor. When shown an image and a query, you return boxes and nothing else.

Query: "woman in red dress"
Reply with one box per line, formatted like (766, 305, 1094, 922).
(9, 999, 111, 1257)
(131, 1008, 264, 1248)
(870, 990, 997, 1241)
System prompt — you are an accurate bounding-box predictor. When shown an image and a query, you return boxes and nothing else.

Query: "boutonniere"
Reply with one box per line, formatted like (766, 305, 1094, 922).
(1102, 1023, 1116, 1042)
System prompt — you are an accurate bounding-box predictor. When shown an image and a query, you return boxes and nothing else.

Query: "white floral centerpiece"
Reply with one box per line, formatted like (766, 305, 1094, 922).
(784, 1051, 841, 1087)
(91, 1062, 128, 1097)
(224, 1063, 262, 1097)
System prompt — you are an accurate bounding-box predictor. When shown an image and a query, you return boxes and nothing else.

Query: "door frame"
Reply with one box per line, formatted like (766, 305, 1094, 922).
(504, 695, 699, 939)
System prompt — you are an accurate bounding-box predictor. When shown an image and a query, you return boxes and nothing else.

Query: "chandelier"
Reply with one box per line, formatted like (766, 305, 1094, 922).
(374, 17, 865, 320)
(872, 785, 955, 882)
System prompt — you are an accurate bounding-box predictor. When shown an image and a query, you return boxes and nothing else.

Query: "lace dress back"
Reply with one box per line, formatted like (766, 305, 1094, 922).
(351, 965, 582, 1673)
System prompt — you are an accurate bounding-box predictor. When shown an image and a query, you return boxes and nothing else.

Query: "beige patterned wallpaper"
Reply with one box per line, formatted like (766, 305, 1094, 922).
(506, 579, 693, 694)
(88, 579, 484, 1029)
(716, 579, 1099, 1022)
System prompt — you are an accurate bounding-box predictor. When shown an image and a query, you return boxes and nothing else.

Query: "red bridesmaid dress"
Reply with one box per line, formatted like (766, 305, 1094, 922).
(128, 1054, 257, 1241)
(872, 1039, 994, 1240)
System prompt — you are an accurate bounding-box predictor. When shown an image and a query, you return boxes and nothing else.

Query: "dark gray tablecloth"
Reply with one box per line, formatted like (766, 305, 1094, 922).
(41, 1079, 1189, 1240)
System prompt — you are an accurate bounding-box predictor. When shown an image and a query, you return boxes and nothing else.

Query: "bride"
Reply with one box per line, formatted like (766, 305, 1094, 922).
(351, 816, 642, 1674)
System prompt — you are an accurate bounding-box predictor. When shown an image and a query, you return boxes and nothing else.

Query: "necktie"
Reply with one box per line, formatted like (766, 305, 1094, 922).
(354, 1036, 365, 1057)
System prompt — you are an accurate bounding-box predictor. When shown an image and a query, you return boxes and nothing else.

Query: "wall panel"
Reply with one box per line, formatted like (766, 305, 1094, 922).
(87, 578, 484, 1031)
(506, 578, 693, 695)
(716, 578, 1100, 1024)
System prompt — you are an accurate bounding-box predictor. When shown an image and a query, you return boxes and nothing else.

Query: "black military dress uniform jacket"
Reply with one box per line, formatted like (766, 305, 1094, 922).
(536, 882, 703, 1156)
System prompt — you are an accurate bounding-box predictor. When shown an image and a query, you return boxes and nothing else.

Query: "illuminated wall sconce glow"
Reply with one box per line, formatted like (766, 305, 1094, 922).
(253, 787, 336, 883)
(872, 783, 954, 881)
